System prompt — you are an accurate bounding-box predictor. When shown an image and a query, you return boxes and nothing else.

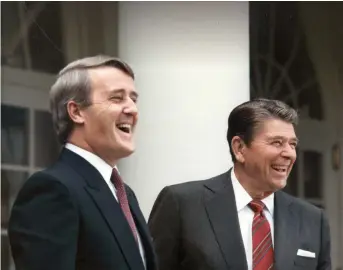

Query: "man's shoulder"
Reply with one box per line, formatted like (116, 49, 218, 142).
(27, 160, 82, 190)
(278, 191, 323, 216)
(164, 170, 230, 197)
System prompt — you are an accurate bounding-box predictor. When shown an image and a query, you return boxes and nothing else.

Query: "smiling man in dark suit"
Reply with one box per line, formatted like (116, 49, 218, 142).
(9, 55, 157, 270)
(148, 98, 331, 270)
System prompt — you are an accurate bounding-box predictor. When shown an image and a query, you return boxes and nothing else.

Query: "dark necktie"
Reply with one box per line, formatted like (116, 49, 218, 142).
(111, 168, 138, 243)
(248, 200, 274, 270)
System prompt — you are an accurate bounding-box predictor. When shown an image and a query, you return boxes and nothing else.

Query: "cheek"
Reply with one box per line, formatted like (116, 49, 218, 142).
(91, 116, 115, 136)
(244, 153, 263, 172)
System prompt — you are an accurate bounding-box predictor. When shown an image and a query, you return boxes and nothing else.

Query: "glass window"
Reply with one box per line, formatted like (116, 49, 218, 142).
(1, 235, 11, 270)
(34, 110, 61, 167)
(26, 2, 64, 73)
(1, 104, 29, 166)
(303, 151, 323, 199)
(1, 2, 64, 74)
(1, 1, 26, 69)
(249, 2, 324, 120)
(284, 159, 298, 197)
(1, 170, 28, 270)
(1, 170, 28, 229)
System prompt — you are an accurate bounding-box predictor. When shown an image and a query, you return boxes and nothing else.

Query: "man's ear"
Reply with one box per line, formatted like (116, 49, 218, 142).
(67, 101, 85, 124)
(231, 136, 246, 163)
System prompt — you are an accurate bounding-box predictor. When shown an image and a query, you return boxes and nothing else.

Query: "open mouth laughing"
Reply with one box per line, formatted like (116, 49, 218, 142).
(116, 123, 132, 134)
(271, 164, 288, 174)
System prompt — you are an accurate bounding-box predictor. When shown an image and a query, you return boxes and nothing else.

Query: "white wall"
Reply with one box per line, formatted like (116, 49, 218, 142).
(116, 2, 250, 217)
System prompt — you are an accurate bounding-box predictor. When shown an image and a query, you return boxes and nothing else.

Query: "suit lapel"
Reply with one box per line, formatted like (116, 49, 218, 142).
(204, 170, 248, 270)
(127, 188, 157, 270)
(274, 191, 299, 270)
(60, 149, 145, 270)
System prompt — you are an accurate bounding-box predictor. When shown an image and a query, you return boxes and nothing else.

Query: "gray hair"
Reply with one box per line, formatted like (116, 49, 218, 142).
(50, 55, 135, 144)
(227, 98, 299, 162)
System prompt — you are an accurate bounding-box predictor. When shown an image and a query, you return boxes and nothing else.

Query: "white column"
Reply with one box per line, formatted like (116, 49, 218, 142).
(117, 2, 250, 217)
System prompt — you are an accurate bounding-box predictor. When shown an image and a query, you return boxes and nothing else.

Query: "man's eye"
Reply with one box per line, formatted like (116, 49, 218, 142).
(110, 96, 123, 101)
(290, 142, 297, 148)
(272, 141, 282, 146)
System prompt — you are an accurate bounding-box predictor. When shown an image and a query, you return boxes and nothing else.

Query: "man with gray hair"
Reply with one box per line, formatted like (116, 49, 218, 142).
(149, 98, 331, 270)
(9, 55, 157, 270)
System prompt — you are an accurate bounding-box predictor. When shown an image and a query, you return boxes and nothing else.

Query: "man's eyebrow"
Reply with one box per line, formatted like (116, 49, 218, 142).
(267, 135, 299, 143)
(109, 89, 139, 98)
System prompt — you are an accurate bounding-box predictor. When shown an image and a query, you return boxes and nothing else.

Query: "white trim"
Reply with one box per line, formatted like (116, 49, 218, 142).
(297, 150, 305, 198)
(60, 2, 97, 62)
(1, 228, 8, 235)
(18, 2, 32, 69)
(61, 2, 80, 62)
(29, 108, 35, 172)
(338, 67, 343, 267)
(2, 84, 50, 110)
(102, 2, 119, 56)
(80, 3, 90, 56)
(1, 164, 30, 172)
(2, 67, 55, 91)
(33, 167, 45, 172)
(1, 164, 44, 175)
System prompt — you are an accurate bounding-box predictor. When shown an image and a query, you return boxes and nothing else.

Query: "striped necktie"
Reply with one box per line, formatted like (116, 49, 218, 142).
(249, 200, 274, 270)
(111, 168, 138, 243)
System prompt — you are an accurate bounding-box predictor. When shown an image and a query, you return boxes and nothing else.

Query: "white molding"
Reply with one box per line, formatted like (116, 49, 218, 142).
(102, 2, 119, 56)
(61, 2, 82, 61)
(29, 108, 35, 172)
(2, 83, 50, 110)
(61, 2, 102, 61)
(2, 67, 55, 91)
(1, 164, 30, 172)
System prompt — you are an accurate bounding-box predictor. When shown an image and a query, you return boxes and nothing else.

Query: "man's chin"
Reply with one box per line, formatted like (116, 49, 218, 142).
(119, 144, 135, 157)
(271, 180, 287, 191)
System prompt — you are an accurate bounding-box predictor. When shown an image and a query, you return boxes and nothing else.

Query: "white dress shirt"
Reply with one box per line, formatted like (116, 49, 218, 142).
(230, 168, 274, 270)
(65, 143, 146, 268)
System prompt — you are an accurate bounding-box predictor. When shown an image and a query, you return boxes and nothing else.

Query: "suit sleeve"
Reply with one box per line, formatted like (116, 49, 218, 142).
(317, 210, 331, 270)
(8, 172, 79, 270)
(148, 186, 181, 270)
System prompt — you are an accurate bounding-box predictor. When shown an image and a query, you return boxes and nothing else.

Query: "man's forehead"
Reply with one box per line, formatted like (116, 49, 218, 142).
(255, 119, 296, 136)
(89, 67, 136, 91)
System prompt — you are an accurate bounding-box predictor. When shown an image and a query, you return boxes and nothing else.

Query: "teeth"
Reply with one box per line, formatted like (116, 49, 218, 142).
(271, 165, 287, 172)
(117, 123, 131, 133)
(117, 124, 131, 129)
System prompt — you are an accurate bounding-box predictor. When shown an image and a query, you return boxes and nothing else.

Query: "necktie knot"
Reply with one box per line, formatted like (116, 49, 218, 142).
(249, 200, 265, 214)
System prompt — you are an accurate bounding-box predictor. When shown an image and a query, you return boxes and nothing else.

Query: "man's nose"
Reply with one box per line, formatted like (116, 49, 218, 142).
(123, 98, 138, 116)
(281, 143, 297, 160)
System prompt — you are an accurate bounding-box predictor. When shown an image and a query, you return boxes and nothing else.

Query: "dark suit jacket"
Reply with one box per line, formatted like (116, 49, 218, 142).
(9, 149, 157, 270)
(148, 170, 331, 270)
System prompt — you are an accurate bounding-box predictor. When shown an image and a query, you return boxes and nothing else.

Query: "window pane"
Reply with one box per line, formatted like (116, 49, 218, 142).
(1, 104, 29, 165)
(1, 170, 28, 229)
(1, 235, 10, 270)
(304, 151, 323, 199)
(27, 2, 64, 73)
(34, 110, 61, 167)
(284, 159, 298, 197)
(1, 2, 26, 69)
(311, 202, 324, 210)
(249, 2, 324, 120)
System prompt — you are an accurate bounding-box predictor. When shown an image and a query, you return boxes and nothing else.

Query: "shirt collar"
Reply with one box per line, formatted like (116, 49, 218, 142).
(230, 167, 274, 216)
(65, 143, 118, 186)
